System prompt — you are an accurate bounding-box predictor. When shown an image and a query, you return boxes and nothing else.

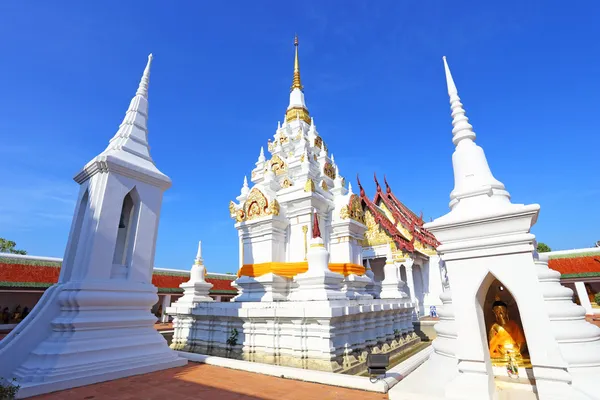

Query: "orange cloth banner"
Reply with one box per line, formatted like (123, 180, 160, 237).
(237, 262, 365, 278)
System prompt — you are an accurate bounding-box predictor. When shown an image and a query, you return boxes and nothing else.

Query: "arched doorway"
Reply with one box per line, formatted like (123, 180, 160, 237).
(482, 278, 530, 372)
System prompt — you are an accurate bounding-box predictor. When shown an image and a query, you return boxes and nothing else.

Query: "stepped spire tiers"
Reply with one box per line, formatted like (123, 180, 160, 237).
(439, 56, 510, 214)
(77, 53, 170, 189)
(286, 36, 310, 124)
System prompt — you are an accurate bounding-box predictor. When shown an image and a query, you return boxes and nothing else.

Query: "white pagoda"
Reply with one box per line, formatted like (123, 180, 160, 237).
(168, 37, 421, 374)
(391, 57, 600, 400)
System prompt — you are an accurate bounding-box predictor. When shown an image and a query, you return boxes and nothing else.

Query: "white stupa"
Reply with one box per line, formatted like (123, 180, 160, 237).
(0, 54, 186, 398)
(390, 57, 600, 400)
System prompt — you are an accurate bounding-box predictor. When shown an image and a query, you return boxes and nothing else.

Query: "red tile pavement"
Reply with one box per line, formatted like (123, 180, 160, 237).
(32, 363, 389, 400)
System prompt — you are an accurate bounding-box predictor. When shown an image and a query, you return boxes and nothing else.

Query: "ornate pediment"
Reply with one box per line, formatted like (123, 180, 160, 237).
(323, 162, 336, 180)
(270, 155, 287, 175)
(230, 187, 280, 223)
(340, 194, 365, 224)
(360, 209, 392, 247)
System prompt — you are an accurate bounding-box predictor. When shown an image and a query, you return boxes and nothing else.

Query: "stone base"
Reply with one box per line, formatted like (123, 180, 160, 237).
(289, 270, 346, 301)
(341, 274, 373, 300)
(0, 282, 187, 399)
(232, 273, 291, 302)
(169, 297, 416, 374)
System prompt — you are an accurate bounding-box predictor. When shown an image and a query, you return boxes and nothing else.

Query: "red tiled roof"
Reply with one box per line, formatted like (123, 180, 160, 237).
(377, 174, 439, 248)
(548, 252, 600, 276)
(356, 175, 413, 252)
(0, 256, 237, 294)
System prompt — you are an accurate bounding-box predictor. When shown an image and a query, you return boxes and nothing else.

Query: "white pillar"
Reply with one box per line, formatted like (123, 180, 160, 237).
(215, 295, 222, 302)
(575, 281, 594, 315)
(404, 261, 416, 302)
(380, 245, 409, 299)
(160, 294, 171, 323)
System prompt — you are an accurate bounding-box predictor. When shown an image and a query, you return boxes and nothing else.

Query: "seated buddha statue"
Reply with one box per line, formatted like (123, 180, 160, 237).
(488, 297, 527, 365)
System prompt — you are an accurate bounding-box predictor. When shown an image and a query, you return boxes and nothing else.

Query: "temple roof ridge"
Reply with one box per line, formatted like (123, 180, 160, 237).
(356, 175, 412, 253)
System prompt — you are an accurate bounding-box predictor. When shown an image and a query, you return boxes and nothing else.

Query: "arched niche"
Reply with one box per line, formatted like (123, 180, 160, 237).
(480, 277, 530, 368)
(111, 188, 141, 279)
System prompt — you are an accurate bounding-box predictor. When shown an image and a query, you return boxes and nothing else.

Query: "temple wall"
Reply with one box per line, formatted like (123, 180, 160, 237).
(168, 298, 420, 374)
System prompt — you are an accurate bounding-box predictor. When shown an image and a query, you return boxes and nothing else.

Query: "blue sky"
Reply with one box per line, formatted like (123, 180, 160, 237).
(0, 1, 598, 272)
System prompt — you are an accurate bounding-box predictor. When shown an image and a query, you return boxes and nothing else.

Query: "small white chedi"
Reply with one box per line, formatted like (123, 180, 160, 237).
(167, 37, 420, 374)
(0, 54, 186, 398)
(391, 58, 600, 400)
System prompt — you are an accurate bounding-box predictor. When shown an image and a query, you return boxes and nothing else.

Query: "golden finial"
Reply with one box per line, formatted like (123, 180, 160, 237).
(291, 35, 303, 92)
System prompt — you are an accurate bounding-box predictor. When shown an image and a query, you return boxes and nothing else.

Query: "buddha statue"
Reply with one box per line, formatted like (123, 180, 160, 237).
(488, 296, 527, 365)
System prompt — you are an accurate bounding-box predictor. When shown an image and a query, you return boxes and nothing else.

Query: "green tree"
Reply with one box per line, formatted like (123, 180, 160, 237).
(536, 242, 551, 253)
(0, 238, 27, 255)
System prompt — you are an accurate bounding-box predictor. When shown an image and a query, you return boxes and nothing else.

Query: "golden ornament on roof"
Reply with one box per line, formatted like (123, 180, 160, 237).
(282, 177, 293, 188)
(270, 155, 286, 175)
(321, 180, 328, 191)
(314, 136, 323, 149)
(304, 178, 315, 192)
(323, 162, 336, 180)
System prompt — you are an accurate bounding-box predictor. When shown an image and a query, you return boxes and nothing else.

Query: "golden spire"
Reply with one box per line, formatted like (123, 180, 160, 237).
(291, 35, 303, 91)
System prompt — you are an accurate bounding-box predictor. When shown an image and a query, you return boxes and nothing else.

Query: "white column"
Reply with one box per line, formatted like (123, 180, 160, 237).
(575, 281, 594, 315)
(160, 294, 172, 323)
(215, 295, 222, 302)
(404, 260, 416, 302)
(380, 245, 409, 299)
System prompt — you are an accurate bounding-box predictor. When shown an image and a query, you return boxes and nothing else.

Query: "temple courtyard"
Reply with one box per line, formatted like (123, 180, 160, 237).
(32, 363, 388, 400)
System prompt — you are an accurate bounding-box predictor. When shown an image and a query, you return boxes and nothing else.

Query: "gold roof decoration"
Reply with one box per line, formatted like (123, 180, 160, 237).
(304, 178, 315, 192)
(361, 209, 393, 247)
(314, 136, 323, 150)
(286, 106, 310, 124)
(270, 154, 286, 175)
(282, 177, 293, 188)
(323, 162, 336, 180)
(339, 194, 365, 224)
(233, 187, 280, 222)
(291, 35, 303, 91)
(285, 36, 311, 124)
(268, 198, 280, 216)
(321, 180, 328, 191)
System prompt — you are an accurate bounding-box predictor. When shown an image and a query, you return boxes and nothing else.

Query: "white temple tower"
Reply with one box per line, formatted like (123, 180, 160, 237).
(229, 36, 370, 301)
(391, 58, 600, 400)
(0, 54, 186, 398)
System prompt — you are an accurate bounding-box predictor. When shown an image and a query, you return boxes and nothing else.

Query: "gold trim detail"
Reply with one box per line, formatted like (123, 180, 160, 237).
(270, 155, 286, 175)
(339, 194, 365, 224)
(233, 188, 280, 222)
(302, 225, 308, 260)
(285, 106, 310, 124)
(304, 179, 315, 192)
(321, 180, 328, 191)
(314, 136, 323, 149)
(361, 209, 392, 246)
(323, 162, 336, 180)
(282, 177, 293, 188)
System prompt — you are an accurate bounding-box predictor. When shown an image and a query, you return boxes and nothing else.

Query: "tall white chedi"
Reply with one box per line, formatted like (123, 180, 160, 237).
(392, 58, 600, 400)
(0, 54, 186, 398)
